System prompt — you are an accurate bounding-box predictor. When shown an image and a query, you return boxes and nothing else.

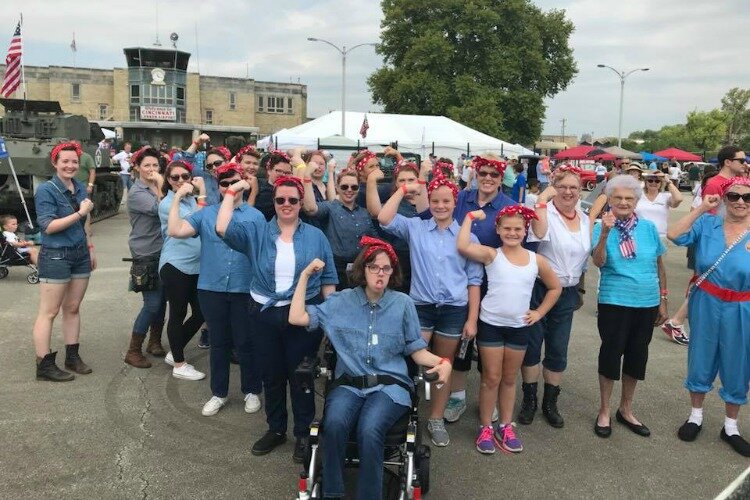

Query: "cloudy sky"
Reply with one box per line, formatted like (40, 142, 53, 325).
(1, 0, 748, 142)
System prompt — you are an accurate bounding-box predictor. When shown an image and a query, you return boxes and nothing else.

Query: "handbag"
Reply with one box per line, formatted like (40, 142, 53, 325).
(125, 256, 160, 293)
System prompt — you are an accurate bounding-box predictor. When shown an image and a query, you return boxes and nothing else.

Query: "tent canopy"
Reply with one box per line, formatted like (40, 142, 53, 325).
(653, 148, 702, 162)
(257, 111, 534, 159)
(553, 145, 595, 160)
(602, 146, 642, 160)
(639, 151, 667, 162)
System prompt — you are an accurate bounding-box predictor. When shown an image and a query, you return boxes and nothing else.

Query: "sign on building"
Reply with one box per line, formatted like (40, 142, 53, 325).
(140, 106, 176, 121)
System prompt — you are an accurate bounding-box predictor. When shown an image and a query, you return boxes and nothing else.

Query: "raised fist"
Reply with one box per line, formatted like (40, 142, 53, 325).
(303, 258, 326, 276)
(79, 198, 94, 215)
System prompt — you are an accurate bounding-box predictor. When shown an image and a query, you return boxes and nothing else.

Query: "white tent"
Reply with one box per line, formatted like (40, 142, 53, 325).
(257, 111, 534, 159)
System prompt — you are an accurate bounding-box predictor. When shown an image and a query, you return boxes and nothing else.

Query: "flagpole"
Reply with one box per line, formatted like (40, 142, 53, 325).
(19, 13, 26, 99)
(72, 32, 76, 68)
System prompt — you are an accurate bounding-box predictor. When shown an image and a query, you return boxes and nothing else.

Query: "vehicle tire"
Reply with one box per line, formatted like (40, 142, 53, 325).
(0, 266, 9, 279)
(585, 180, 596, 191)
(27, 272, 39, 284)
(416, 444, 431, 494)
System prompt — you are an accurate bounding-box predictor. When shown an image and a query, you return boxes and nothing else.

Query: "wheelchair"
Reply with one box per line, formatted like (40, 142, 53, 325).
(294, 340, 436, 499)
(0, 233, 39, 284)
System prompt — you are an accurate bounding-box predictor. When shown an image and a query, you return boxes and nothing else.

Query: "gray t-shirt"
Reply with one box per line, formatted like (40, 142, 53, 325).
(127, 180, 162, 258)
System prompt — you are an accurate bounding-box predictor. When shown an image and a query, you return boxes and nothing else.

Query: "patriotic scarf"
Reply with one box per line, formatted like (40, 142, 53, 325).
(614, 214, 638, 259)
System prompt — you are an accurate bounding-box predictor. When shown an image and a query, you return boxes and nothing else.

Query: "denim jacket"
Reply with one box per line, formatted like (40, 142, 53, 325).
(35, 176, 88, 248)
(307, 287, 428, 407)
(223, 216, 338, 309)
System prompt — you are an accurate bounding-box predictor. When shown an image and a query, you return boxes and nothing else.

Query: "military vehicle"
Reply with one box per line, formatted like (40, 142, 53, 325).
(0, 99, 123, 225)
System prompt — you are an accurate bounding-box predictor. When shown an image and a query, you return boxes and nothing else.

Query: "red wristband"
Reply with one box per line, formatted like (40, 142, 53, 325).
(87, 244, 94, 249)
(401, 184, 408, 195)
(197, 201, 207, 207)
(303, 178, 312, 184)
(660, 289, 669, 296)
(226, 189, 237, 197)
(467, 212, 475, 221)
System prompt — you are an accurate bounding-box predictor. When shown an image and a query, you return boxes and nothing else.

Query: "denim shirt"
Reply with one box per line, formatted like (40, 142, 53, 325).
(180, 150, 220, 205)
(35, 176, 88, 248)
(186, 204, 262, 293)
(223, 216, 338, 309)
(158, 191, 201, 274)
(314, 200, 377, 261)
(307, 287, 428, 407)
(381, 214, 484, 306)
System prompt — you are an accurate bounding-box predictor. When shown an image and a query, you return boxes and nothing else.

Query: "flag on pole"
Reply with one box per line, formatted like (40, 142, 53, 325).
(359, 114, 369, 138)
(70, 33, 77, 52)
(1, 21, 22, 98)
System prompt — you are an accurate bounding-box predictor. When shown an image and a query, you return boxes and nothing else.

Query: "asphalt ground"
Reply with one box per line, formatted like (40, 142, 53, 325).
(0, 197, 747, 499)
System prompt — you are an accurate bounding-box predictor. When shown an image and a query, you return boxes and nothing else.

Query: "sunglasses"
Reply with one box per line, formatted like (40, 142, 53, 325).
(645, 178, 662, 184)
(732, 158, 748, 164)
(725, 192, 750, 202)
(219, 179, 241, 188)
(272, 169, 292, 176)
(206, 160, 224, 169)
(477, 171, 501, 178)
(338, 184, 359, 192)
(274, 197, 300, 205)
(169, 173, 191, 181)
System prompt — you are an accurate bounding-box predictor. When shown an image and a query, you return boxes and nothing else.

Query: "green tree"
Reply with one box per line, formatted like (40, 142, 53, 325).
(720, 87, 750, 144)
(686, 109, 727, 155)
(369, 0, 577, 145)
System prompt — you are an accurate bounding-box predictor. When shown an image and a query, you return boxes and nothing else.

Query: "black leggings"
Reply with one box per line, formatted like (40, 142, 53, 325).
(159, 263, 204, 363)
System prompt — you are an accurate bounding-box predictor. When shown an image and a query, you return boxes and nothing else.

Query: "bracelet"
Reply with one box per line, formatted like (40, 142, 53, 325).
(417, 179, 426, 185)
(87, 244, 94, 249)
(401, 184, 408, 195)
(534, 203, 548, 209)
(192, 140, 201, 146)
(226, 189, 237, 197)
(302, 178, 312, 184)
(87, 183, 94, 187)
(197, 201, 208, 207)
(77, 211, 84, 219)
(438, 357, 451, 366)
(467, 212, 475, 221)
(660, 296, 668, 301)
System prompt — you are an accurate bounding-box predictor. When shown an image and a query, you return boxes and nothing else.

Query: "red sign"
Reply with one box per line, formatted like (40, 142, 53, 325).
(140, 106, 176, 121)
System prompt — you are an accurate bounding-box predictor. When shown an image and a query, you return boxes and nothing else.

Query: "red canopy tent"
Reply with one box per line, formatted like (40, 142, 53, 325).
(589, 153, 618, 162)
(553, 145, 596, 160)
(653, 148, 702, 162)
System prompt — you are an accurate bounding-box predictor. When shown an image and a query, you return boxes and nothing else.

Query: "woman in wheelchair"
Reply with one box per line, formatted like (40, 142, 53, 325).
(289, 236, 452, 500)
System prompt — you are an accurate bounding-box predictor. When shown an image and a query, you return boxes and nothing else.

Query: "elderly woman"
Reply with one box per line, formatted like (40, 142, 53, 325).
(668, 177, 750, 456)
(518, 166, 591, 428)
(592, 175, 667, 439)
(636, 170, 683, 239)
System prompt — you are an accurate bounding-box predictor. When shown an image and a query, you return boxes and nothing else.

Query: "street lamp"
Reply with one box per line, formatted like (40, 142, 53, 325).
(308, 37, 377, 136)
(597, 64, 650, 147)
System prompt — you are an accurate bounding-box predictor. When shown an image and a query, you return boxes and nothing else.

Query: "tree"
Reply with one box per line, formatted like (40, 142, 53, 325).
(368, 0, 577, 145)
(720, 87, 750, 144)
(686, 109, 727, 156)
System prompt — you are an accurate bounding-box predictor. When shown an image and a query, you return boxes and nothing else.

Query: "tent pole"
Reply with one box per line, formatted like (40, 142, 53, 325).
(5, 157, 34, 228)
(467, 143, 470, 156)
(432, 141, 435, 156)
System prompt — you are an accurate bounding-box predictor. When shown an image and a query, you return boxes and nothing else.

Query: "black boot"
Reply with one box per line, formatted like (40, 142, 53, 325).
(64, 343, 92, 374)
(517, 382, 538, 425)
(36, 351, 75, 382)
(542, 383, 564, 428)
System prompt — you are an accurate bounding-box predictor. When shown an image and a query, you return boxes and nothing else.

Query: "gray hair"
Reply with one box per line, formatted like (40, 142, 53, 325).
(605, 174, 643, 200)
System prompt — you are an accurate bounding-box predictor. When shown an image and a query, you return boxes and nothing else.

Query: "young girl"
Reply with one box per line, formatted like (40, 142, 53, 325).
(1, 215, 39, 265)
(457, 205, 561, 454)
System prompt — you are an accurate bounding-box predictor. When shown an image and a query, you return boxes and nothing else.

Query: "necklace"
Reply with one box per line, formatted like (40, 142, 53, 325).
(554, 201, 577, 221)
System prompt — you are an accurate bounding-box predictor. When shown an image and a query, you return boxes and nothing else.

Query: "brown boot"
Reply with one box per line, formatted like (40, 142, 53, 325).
(145, 324, 166, 357)
(64, 343, 92, 374)
(124, 333, 152, 368)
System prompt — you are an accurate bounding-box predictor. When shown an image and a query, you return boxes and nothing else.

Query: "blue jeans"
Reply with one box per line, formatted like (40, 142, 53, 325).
(198, 290, 261, 397)
(132, 286, 167, 335)
(250, 298, 323, 437)
(322, 387, 408, 500)
(523, 282, 579, 372)
(120, 173, 133, 192)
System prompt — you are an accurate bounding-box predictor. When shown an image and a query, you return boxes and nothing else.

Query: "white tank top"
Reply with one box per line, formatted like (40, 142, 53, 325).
(480, 249, 538, 328)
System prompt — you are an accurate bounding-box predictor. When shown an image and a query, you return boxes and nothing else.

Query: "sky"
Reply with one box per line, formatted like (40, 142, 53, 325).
(1, 0, 748, 143)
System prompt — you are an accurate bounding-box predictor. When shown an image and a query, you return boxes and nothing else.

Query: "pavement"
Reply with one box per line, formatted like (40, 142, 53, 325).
(0, 197, 747, 500)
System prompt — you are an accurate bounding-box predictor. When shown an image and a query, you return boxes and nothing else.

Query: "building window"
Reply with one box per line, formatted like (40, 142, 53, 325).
(141, 84, 173, 106)
(129, 107, 140, 122)
(287, 97, 293, 114)
(229, 91, 236, 111)
(71, 83, 80, 101)
(99, 104, 108, 120)
(176, 86, 185, 106)
(130, 84, 140, 104)
(266, 96, 285, 113)
(257, 96, 264, 112)
(205, 109, 213, 125)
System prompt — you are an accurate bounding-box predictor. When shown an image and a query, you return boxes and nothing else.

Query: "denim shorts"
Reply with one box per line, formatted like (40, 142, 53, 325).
(523, 282, 579, 372)
(38, 244, 91, 283)
(476, 319, 531, 350)
(415, 304, 467, 338)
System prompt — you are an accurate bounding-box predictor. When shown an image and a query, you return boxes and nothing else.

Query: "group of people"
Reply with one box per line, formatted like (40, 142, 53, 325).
(24, 137, 750, 499)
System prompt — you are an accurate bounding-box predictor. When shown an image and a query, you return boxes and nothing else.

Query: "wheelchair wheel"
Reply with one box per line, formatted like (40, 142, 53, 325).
(416, 445, 431, 494)
(27, 272, 39, 284)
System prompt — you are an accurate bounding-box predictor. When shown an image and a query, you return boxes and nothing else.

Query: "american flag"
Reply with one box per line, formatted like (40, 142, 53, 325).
(616, 215, 638, 259)
(359, 114, 369, 138)
(1, 22, 22, 98)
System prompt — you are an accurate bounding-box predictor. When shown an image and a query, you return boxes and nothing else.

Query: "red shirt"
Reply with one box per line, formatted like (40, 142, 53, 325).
(702, 173, 732, 214)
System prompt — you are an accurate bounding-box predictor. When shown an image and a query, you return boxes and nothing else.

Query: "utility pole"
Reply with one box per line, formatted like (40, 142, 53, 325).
(560, 118, 567, 144)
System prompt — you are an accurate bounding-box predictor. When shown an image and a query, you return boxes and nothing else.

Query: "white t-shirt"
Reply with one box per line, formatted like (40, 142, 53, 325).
(595, 164, 607, 176)
(480, 249, 538, 328)
(3, 230, 28, 253)
(635, 192, 672, 237)
(524, 192, 538, 208)
(113, 151, 132, 174)
(669, 165, 681, 181)
(250, 238, 296, 307)
(691, 184, 703, 209)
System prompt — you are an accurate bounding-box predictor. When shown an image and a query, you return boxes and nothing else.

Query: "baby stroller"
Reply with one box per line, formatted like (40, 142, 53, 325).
(0, 233, 39, 284)
(294, 341, 434, 499)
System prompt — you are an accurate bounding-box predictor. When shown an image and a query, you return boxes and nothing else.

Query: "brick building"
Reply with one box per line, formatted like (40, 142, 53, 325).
(1, 46, 307, 147)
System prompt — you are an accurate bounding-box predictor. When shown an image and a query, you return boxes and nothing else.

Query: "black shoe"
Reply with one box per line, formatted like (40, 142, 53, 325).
(542, 383, 564, 428)
(293, 436, 309, 464)
(594, 418, 612, 438)
(252, 431, 286, 456)
(64, 343, 92, 374)
(517, 382, 538, 425)
(720, 428, 750, 457)
(197, 329, 210, 349)
(36, 351, 75, 382)
(230, 349, 239, 365)
(677, 420, 702, 442)
(615, 410, 650, 437)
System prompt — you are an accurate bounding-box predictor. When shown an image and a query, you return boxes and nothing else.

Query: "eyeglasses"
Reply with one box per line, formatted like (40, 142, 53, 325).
(725, 192, 750, 203)
(366, 264, 393, 275)
(274, 197, 300, 205)
(272, 169, 292, 176)
(339, 184, 359, 192)
(206, 160, 224, 169)
(645, 178, 662, 184)
(477, 171, 501, 178)
(169, 173, 191, 181)
(731, 158, 748, 164)
(219, 180, 240, 188)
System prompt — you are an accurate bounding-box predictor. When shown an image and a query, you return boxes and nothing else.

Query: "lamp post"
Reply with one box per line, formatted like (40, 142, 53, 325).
(308, 38, 377, 136)
(597, 64, 650, 147)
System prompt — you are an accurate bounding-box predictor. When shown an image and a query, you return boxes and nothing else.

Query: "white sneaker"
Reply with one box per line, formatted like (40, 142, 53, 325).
(164, 351, 174, 367)
(202, 396, 228, 416)
(172, 363, 205, 381)
(244, 393, 262, 413)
